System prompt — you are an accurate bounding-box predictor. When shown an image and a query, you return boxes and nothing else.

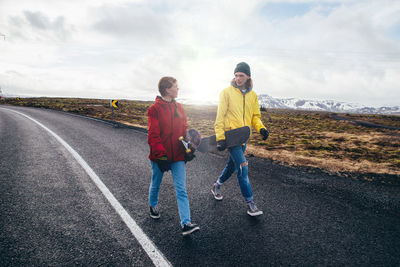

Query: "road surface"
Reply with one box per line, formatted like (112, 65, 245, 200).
(1, 106, 399, 266)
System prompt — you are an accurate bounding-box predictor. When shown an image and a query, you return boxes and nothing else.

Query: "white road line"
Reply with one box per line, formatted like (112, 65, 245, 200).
(6, 109, 171, 267)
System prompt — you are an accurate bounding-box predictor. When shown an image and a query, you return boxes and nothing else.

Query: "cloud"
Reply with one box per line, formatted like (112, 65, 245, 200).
(7, 10, 72, 41)
(92, 3, 172, 44)
(24, 11, 54, 30)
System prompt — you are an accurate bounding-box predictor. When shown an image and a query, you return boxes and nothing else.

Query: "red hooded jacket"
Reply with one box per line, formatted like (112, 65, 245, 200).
(147, 96, 187, 162)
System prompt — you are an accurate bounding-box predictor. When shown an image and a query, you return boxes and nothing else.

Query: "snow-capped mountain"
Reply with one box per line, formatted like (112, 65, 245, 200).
(258, 94, 400, 115)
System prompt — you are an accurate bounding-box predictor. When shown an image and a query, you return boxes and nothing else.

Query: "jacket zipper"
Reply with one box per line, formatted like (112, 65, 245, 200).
(243, 92, 246, 125)
(169, 102, 174, 161)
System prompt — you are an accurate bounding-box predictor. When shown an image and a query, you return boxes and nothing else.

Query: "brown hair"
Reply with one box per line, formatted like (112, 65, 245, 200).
(158, 76, 177, 96)
(231, 77, 253, 90)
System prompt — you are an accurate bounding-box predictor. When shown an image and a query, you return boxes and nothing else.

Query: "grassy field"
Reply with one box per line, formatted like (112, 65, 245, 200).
(3, 97, 400, 177)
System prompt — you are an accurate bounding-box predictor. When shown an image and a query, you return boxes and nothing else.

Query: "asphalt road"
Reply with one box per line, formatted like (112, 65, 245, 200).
(1, 105, 399, 266)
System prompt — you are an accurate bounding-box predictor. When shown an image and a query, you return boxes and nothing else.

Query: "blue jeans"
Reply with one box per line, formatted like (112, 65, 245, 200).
(218, 144, 253, 202)
(149, 160, 191, 226)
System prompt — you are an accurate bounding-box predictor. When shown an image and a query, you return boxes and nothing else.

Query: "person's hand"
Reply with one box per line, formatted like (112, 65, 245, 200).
(217, 140, 227, 151)
(185, 151, 196, 162)
(260, 128, 269, 140)
(157, 156, 171, 172)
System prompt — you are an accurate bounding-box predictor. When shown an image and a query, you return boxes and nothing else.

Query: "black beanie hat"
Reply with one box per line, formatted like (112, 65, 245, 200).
(234, 62, 251, 77)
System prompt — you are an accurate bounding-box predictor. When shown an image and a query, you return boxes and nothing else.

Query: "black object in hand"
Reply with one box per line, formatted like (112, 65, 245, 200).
(260, 128, 269, 140)
(185, 152, 196, 162)
(217, 140, 227, 151)
(157, 156, 171, 172)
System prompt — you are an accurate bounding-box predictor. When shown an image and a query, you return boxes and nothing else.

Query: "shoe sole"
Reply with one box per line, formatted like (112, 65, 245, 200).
(182, 226, 200, 236)
(150, 214, 160, 219)
(247, 210, 263, 216)
(211, 189, 223, 201)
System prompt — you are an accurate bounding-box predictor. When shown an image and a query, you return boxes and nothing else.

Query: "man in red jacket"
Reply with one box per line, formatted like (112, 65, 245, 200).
(147, 76, 199, 236)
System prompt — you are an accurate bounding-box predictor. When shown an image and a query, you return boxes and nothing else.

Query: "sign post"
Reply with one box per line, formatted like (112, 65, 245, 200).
(110, 99, 119, 122)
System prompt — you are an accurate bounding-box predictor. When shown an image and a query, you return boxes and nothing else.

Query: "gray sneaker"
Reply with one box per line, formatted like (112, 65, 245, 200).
(150, 206, 160, 219)
(247, 201, 263, 216)
(211, 183, 223, 200)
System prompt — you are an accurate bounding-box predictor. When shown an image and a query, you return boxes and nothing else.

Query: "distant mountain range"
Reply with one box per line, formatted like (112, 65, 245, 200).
(258, 94, 400, 115)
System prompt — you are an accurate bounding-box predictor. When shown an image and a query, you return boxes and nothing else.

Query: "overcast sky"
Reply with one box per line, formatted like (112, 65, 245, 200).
(1, 0, 399, 107)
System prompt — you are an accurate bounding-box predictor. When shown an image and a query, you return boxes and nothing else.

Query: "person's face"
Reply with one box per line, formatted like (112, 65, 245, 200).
(166, 82, 179, 99)
(234, 72, 250, 87)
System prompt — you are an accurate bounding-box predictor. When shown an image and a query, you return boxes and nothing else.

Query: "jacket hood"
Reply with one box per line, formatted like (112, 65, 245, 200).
(231, 80, 252, 93)
(155, 95, 175, 104)
(155, 96, 182, 118)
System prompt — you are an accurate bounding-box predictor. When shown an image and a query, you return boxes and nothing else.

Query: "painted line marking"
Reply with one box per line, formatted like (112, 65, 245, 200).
(6, 108, 171, 267)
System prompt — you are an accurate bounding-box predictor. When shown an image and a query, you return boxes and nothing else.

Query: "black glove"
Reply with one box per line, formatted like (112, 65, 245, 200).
(157, 156, 171, 172)
(185, 152, 196, 162)
(260, 128, 269, 140)
(217, 140, 227, 151)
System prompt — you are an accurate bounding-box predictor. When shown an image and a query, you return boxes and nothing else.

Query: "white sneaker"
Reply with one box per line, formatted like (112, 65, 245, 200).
(211, 183, 223, 200)
(247, 201, 263, 216)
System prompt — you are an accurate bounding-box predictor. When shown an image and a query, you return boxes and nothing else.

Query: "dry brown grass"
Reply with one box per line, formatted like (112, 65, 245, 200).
(245, 145, 400, 175)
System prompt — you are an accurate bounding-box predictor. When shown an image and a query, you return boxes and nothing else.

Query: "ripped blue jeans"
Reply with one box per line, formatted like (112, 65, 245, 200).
(217, 143, 253, 202)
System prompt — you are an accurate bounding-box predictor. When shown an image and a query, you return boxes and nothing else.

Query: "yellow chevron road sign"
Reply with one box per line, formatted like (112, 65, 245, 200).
(110, 99, 119, 109)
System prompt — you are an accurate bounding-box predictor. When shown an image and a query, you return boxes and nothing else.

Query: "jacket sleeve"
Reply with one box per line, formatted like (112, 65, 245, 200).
(147, 106, 168, 159)
(251, 93, 267, 133)
(214, 89, 228, 141)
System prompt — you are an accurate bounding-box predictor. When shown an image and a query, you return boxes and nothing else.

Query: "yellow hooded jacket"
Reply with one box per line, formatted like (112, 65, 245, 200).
(214, 85, 266, 141)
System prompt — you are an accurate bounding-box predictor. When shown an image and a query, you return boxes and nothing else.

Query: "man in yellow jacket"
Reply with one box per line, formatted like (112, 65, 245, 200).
(211, 62, 269, 216)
